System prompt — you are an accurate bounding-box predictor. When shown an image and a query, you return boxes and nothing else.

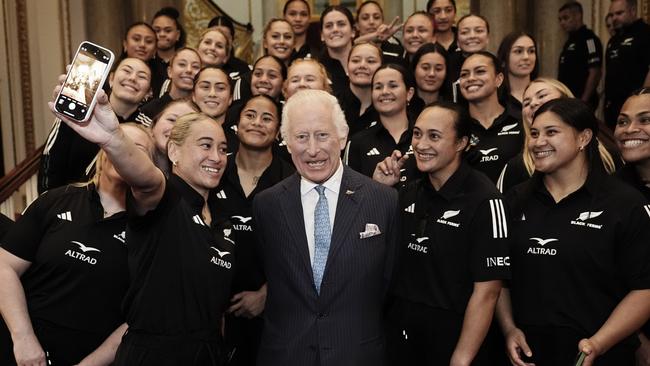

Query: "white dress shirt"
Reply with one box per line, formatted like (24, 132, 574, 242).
(300, 161, 343, 264)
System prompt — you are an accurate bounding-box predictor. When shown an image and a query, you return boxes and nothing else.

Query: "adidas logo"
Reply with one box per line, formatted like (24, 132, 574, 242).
(216, 190, 227, 199)
(366, 147, 380, 156)
(193, 215, 206, 226)
(404, 203, 415, 213)
(644, 205, 650, 219)
(57, 211, 72, 221)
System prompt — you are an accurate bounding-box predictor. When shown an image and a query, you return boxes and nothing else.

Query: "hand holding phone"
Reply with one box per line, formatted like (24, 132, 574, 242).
(54, 41, 114, 122)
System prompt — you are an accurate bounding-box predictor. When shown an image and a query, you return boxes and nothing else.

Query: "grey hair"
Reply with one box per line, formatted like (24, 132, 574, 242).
(281, 89, 349, 141)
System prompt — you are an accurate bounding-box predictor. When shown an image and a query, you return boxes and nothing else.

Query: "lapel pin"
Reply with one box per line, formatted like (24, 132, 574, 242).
(345, 190, 355, 195)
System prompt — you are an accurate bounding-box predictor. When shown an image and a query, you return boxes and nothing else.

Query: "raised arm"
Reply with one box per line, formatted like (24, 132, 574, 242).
(48, 81, 165, 215)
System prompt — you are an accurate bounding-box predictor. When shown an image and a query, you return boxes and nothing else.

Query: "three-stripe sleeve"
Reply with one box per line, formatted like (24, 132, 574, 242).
(489, 199, 508, 239)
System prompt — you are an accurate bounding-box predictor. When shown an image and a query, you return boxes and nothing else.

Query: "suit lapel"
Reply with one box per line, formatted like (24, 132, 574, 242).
(279, 174, 313, 278)
(325, 167, 362, 274)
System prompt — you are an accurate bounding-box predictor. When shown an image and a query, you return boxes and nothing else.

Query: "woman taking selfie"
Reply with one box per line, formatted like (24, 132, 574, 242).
(49, 84, 236, 365)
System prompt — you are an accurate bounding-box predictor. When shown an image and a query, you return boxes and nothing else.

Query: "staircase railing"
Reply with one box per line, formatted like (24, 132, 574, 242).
(0, 145, 44, 220)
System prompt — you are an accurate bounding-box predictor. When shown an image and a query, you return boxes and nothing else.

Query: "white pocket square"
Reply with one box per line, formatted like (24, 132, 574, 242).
(359, 223, 381, 239)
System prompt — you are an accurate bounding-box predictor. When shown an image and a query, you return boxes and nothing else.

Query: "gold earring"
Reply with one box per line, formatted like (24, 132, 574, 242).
(172, 161, 178, 166)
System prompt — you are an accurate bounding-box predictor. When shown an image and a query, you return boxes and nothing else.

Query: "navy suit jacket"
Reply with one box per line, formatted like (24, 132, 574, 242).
(252, 166, 400, 366)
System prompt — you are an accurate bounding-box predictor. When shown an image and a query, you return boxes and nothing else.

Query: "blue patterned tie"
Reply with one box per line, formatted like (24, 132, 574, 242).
(313, 185, 331, 294)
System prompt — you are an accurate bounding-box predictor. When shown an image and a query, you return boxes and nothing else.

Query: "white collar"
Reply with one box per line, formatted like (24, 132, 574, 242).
(300, 160, 344, 196)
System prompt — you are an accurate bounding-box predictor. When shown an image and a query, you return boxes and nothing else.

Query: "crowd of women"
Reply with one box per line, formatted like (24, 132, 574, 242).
(0, 0, 649, 365)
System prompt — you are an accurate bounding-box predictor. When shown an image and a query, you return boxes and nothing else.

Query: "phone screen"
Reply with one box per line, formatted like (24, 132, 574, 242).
(55, 42, 112, 121)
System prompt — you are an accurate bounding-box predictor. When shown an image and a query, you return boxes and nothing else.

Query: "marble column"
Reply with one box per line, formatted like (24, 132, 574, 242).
(530, 0, 566, 78)
(475, 0, 522, 54)
(84, 0, 131, 57)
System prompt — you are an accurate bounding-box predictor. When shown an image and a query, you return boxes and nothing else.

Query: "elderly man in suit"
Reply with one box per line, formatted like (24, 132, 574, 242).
(252, 89, 400, 365)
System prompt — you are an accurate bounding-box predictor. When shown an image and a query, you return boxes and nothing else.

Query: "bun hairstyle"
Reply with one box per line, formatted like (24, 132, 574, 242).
(208, 15, 235, 40)
(153, 7, 186, 49)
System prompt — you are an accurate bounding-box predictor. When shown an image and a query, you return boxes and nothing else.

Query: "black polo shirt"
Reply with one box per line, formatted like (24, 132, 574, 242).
(137, 93, 174, 127)
(290, 43, 313, 63)
(212, 154, 294, 294)
(318, 50, 349, 97)
(465, 110, 524, 183)
(391, 162, 510, 314)
(122, 175, 235, 336)
(558, 26, 603, 103)
(616, 164, 650, 337)
(0, 185, 128, 359)
(496, 153, 531, 194)
(617, 164, 650, 200)
(605, 19, 650, 125)
(224, 56, 253, 78)
(380, 37, 405, 66)
(344, 121, 420, 187)
(336, 87, 379, 137)
(150, 57, 169, 99)
(505, 169, 650, 340)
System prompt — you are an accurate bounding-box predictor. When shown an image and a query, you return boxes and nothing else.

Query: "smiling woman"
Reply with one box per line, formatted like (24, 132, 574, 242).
(345, 63, 420, 187)
(499, 98, 650, 366)
(213, 95, 294, 364)
(318, 5, 355, 97)
(615, 89, 650, 200)
(262, 19, 295, 66)
(497, 31, 539, 118)
(197, 27, 231, 68)
(46, 76, 237, 364)
(459, 51, 524, 183)
(402, 12, 435, 61)
(372, 101, 509, 366)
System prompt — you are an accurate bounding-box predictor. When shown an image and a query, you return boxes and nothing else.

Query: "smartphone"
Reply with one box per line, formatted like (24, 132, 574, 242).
(54, 41, 114, 122)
